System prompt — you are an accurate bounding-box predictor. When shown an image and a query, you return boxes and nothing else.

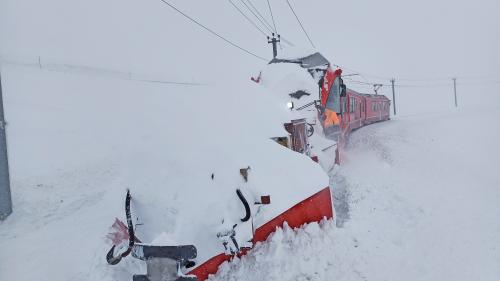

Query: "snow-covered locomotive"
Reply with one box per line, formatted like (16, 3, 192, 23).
(261, 52, 390, 165)
(104, 52, 390, 281)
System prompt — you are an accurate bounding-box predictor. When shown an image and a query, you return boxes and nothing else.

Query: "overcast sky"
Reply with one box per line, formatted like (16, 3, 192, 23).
(1, 0, 499, 110)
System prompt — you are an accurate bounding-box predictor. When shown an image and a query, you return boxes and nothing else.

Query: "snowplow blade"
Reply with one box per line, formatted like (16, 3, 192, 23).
(132, 244, 197, 261)
(132, 244, 198, 281)
(188, 187, 333, 281)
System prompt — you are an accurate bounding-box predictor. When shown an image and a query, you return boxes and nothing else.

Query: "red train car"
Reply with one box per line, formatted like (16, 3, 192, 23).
(341, 89, 391, 133)
(268, 52, 391, 163)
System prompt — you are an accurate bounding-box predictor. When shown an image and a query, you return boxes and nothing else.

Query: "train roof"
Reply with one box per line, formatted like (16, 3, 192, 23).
(347, 88, 390, 100)
(269, 52, 330, 69)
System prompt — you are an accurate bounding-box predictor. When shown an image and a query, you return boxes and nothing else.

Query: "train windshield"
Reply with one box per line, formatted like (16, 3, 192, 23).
(325, 76, 341, 112)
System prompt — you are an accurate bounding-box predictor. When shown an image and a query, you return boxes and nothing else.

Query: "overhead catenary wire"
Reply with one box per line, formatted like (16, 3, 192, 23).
(337, 64, 500, 85)
(157, 0, 267, 61)
(239, 0, 294, 47)
(229, 0, 268, 38)
(266, 0, 278, 34)
(266, 0, 282, 50)
(237, 0, 274, 34)
(285, 0, 316, 48)
(343, 77, 500, 89)
(245, 0, 275, 33)
(0, 56, 207, 86)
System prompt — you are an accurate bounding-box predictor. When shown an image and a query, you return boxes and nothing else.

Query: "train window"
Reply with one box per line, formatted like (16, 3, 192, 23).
(325, 77, 341, 113)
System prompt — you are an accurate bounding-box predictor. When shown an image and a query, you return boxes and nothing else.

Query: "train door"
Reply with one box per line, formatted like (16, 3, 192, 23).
(284, 118, 309, 155)
(357, 97, 361, 120)
(340, 96, 347, 131)
(360, 97, 366, 123)
(341, 94, 350, 134)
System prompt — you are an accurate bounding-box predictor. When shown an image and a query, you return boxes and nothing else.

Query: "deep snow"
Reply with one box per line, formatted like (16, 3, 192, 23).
(0, 61, 333, 280)
(210, 107, 500, 281)
(1, 55, 499, 281)
(1, 0, 499, 280)
(1, 57, 498, 281)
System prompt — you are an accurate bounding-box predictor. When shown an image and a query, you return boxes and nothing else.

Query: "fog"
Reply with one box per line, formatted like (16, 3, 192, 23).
(1, 0, 499, 114)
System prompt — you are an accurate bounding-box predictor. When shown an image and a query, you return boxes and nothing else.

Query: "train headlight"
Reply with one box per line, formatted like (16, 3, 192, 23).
(286, 101, 294, 110)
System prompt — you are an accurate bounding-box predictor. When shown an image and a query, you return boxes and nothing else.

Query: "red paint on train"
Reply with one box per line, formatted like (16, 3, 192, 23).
(188, 187, 333, 281)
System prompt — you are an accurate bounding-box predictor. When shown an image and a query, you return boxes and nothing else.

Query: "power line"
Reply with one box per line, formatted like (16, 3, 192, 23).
(344, 77, 449, 88)
(228, 0, 268, 38)
(342, 66, 500, 87)
(238, 0, 273, 34)
(236, 0, 294, 47)
(266, 0, 282, 50)
(157, 0, 267, 61)
(0, 57, 207, 86)
(285, 0, 315, 48)
(266, 0, 278, 35)
(245, 0, 275, 33)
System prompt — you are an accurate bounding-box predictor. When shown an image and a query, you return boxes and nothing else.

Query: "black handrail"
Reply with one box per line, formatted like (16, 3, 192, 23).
(236, 189, 251, 222)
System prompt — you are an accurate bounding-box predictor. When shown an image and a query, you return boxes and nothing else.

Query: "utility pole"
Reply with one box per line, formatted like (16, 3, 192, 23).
(0, 70, 12, 220)
(391, 79, 396, 115)
(373, 84, 383, 95)
(453, 77, 457, 107)
(267, 33, 280, 58)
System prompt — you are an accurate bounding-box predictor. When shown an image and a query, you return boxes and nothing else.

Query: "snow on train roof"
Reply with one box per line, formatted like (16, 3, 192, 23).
(270, 52, 330, 69)
(348, 88, 391, 100)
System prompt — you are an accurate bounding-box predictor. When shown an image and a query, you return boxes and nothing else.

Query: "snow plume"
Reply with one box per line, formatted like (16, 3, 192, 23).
(210, 219, 342, 281)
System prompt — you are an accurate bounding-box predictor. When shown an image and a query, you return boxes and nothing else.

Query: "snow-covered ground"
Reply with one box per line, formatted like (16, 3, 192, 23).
(1, 56, 499, 281)
(2, 58, 497, 281)
(211, 107, 500, 281)
(1, 0, 499, 280)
